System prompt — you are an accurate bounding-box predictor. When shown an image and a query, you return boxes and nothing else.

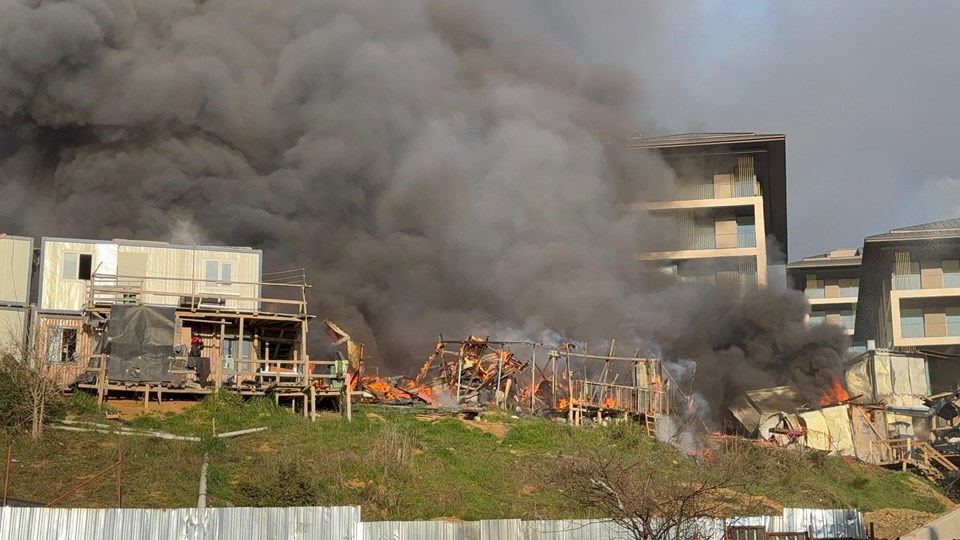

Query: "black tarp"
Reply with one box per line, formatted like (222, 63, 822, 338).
(100, 305, 176, 383)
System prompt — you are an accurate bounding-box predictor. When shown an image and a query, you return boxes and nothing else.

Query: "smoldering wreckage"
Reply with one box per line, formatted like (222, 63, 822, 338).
(65, 296, 960, 495)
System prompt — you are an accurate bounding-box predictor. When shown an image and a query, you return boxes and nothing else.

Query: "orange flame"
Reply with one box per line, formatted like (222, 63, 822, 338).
(603, 397, 616, 409)
(819, 372, 850, 406)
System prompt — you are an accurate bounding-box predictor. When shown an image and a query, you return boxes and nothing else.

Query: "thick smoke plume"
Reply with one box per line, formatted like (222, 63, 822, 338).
(0, 0, 848, 419)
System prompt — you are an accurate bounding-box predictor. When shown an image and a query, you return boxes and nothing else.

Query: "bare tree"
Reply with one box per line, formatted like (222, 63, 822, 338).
(0, 323, 67, 440)
(561, 434, 765, 540)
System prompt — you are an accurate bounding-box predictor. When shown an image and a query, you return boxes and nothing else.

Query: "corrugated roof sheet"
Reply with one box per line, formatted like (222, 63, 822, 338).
(866, 218, 960, 242)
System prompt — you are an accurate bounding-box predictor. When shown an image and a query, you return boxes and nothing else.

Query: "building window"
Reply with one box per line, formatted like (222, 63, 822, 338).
(840, 309, 855, 331)
(945, 260, 960, 288)
(45, 327, 77, 364)
(947, 307, 960, 337)
(805, 274, 825, 299)
(839, 278, 860, 298)
(223, 336, 253, 371)
(736, 217, 756, 248)
(689, 218, 716, 249)
(901, 308, 925, 338)
(809, 310, 826, 326)
(894, 262, 921, 290)
(205, 260, 233, 285)
(62, 253, 93, 281)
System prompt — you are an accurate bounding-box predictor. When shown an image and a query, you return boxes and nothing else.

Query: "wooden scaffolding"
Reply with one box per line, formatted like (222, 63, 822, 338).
(75, 270, 357, 419)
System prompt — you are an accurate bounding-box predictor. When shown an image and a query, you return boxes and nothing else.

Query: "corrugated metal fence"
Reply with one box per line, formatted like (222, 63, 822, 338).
(0, 506, 864, 540)
(0, 506, 361, 540)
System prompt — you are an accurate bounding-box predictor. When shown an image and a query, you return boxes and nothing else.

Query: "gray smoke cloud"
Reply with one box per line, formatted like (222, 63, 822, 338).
(0, 0, 848, 417)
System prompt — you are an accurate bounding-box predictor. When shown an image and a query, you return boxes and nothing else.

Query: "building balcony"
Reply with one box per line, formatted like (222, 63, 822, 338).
(621, 181, 761, 212)
(636, 233, 761, 262)
(892, 273, 960, 291)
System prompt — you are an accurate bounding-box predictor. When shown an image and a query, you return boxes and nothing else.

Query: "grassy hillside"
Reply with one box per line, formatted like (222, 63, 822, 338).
(0, 392, 949, 521)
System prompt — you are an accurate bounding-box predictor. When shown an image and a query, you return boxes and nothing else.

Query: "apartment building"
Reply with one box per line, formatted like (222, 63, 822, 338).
(625, 133, 788, 291)
(854, 219, 960, 353)
(787, 248, 861, 336)
(0, 234, 35, 355)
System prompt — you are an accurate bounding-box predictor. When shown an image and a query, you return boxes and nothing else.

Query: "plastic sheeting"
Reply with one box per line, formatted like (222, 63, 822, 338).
(102, 305, 176, 383)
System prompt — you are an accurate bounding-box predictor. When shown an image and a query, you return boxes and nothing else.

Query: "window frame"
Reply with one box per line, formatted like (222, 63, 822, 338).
(204, 260, 234, 286)
(62, 252, 93, 281)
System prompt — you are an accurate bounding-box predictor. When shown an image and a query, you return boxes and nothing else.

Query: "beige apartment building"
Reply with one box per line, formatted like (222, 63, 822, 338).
(625, 133, 788, 292)
(787, 248, 861, 336)
(855, 219, 960, 352)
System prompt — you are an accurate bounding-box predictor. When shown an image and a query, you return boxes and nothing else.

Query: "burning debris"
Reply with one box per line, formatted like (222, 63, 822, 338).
(414, 337, 527, 408)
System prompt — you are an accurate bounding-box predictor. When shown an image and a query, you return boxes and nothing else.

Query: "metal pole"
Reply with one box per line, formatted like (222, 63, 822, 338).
(46, 462, 121, 507)
(2, 445, 11, 506)
(197, 454, 209, 510)
(345, 382, 352, 422)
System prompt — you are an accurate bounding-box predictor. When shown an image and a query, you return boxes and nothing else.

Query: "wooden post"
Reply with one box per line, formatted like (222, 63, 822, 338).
(97, 355, 107, 407)
(342, 383, 352, 422)
(238, 315, 245, 384)
(216, 325, 225, 391)
(530, 345, 536, 411)
(143, 386, 149, 412)
(565, 347, 573, 425)
(309, 384, 316, 422)
(550, 354, 557, 408)
(115, 436, 122, 507)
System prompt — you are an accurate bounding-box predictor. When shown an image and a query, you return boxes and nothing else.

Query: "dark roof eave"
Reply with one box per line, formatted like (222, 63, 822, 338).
(626, 133, 786, 149)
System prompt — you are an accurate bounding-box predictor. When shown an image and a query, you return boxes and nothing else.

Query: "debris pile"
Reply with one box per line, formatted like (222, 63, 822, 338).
(413, 336, 527, 408)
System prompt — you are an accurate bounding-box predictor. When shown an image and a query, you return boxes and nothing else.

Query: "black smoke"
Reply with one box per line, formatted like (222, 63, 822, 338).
(0, 0, 848, 419)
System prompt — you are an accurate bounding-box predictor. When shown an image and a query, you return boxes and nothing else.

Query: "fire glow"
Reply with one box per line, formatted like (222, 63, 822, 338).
(819, 372, 850, 406)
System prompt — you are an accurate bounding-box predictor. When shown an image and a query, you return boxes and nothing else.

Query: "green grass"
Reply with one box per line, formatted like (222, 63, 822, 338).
(0, 394, 948, 518)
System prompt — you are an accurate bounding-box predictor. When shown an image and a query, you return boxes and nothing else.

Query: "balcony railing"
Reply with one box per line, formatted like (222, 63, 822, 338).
(893, 274, 922, 290)
(672, 180, 760, 202)
(679, 232, 758, 251)
(85, 271, 311, 317)
(805, 288, 858, 300)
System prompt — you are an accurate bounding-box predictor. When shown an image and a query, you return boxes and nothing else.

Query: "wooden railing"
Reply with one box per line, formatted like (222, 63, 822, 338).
(85, 271, 310, 316)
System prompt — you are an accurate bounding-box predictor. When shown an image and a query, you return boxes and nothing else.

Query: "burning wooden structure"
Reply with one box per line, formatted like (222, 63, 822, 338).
(545, 342, 670, 427)
(73, 270, 355, 418)
(729, 350, 960, 485)
(355, 337, 671, 431)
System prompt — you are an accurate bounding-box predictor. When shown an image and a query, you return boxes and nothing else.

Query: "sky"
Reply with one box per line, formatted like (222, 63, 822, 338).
(635, 0, 960, 260)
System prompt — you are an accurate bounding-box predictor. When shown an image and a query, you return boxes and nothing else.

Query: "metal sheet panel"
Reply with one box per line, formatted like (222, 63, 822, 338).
(363, 520, 479, 540)
(0, 236, 33, 306)
(40, 240, 112, 312)
(782, 508, 865, 539)
(0, 506, 360, 540)
(0, 307, 27, 355)
(522, 519, 634, 540)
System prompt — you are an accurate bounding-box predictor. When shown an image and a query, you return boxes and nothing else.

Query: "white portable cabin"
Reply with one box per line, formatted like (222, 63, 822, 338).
(38, 238, 263, 313)
(0, 234, 34, 354)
